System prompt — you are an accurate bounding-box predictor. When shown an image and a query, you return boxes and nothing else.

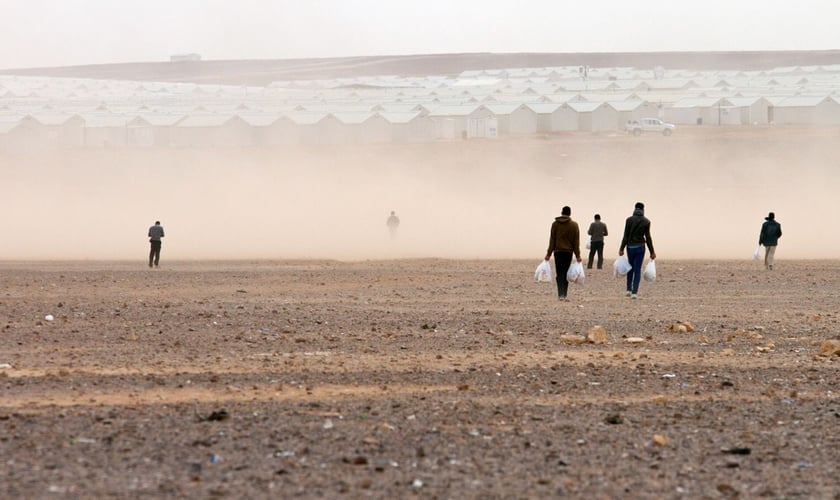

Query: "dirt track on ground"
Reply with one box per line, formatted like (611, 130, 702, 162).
(1, 259, 838, 498)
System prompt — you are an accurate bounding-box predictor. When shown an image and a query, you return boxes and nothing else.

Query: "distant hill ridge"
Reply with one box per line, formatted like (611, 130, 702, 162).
(2, 51, 840, 86)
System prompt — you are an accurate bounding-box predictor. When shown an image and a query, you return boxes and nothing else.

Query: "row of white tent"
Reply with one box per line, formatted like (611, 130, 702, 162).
(2, 63, 840, 148)
(3, 73, 840, 102)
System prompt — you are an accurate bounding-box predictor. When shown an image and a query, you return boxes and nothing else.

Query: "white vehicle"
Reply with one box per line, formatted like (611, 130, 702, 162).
(625, 118, 675, 136)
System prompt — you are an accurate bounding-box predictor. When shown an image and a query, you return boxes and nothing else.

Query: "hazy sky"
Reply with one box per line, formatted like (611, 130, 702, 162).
(1, 0, 839, 69)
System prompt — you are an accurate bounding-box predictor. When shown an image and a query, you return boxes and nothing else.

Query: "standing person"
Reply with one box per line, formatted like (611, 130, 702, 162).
(544, 206, 582, 301)
(619, 202, 656, 299)
(758, 212, 782, 270)
(386, 211, 400, 239)
(587, 213, 608, 270)
(148, 221, 165, 268)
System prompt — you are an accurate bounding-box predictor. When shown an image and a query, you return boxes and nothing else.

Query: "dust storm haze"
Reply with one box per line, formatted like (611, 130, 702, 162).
(1, 126, 837, 262)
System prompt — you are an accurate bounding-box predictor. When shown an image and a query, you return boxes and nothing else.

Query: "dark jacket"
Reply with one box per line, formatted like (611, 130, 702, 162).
(588, 221, 608, 242)
(148, 224, 165, 242)
(546, 216, 581, 259)
(759, 219, 782, 246)
(620, 209, 655, 254)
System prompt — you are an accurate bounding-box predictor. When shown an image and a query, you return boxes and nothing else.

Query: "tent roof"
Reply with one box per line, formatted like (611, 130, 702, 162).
(176, 114, 240, 127)
(524, 103, 564, 114)
(82, 113, 132, 127)
(774, 95, 830, 107)
(376, 111, 422, 124)
(331, 112, 376, 124)
(567, 102, 605, 112)
(236, 113, 282, 127)
(133, 113, 187, 126)
(606, 100, 644, 112)
(671, 97, 723, 108)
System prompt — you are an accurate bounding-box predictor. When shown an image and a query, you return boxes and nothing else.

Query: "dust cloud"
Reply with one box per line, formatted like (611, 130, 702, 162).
(1, 127, 837, 262)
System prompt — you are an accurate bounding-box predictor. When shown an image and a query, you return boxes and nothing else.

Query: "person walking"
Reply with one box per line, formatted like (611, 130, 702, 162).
(544, 206, 582, 301)
(587, 213, 608, 269)
(619, 202, 656, 299)
(758, 212, 782, 270)
(386, 211, 400, 239)
(148, 221, 165, 268)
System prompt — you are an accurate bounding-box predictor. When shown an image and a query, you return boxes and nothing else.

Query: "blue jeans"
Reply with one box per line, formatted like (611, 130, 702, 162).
(626, 245, 645, 294)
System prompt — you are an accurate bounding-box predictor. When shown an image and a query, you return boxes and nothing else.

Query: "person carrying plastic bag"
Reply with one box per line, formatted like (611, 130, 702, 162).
(534, 260, 553, 283)
(567, 261, 585, 286)
(618, 202, 656, 299)
(643, 259, 656, 282)
(613, 254, 632, 277)
(543, 205, 582, 301)
(758, 211, 782, 270)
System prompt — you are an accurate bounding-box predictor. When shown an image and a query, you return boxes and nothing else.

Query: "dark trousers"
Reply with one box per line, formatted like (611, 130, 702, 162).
(553, 250, 573, 298)
(587, 240, 605, 269)
(626, 245, 645, 294)
(149, 241, 162, 267)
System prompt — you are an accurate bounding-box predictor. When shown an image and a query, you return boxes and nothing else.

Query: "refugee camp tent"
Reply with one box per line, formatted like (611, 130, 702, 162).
(483, 103, 536, 135)
(378, 112, 436, 142)
(771, 95, 840, 125)
(428, 104, 496, 139)
(28, 113, 85, 148)
(332, 112, 392, 143)
(568, 102, 617, 131)
(82, 113, 132, 147)
(721, 97, 772, 125)
(170, 114, 253, 147)
(525, 103, 577, 132)
(607, 100, 657, 129)
(238, 113, 300, 146)
(665, 97, 725, 125)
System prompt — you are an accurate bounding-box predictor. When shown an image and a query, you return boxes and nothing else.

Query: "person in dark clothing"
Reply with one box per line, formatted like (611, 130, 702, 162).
(587, 214, 608, 269)
(758, 212, 782, 270)
(148, 221, 165, 268)
(544, 206, 582, 301)
(619, 202, 656, 298)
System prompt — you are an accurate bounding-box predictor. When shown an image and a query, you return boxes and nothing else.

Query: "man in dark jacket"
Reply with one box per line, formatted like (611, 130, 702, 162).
(544, 206, 582, 301)
(148, 221, 165, 268)
(619, 202, 656, 299)
(758, 212, 782, 270)
(587, 213, 608, 270)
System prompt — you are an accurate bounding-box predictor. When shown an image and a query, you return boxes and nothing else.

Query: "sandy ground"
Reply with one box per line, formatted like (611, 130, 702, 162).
(1, 258, 838, 498)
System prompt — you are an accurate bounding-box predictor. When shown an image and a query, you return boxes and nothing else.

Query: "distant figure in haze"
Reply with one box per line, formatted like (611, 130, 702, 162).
(148, 221, 165, 268)
(386, 211, 400, 239)
(619, 202, 656, 299)
(544, 205, 582, 301)
(758, 212, 782, 270)
(587, 213, 608, 270)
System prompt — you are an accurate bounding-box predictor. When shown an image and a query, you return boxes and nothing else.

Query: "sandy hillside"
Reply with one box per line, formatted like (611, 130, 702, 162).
(4, 50, 840, 84)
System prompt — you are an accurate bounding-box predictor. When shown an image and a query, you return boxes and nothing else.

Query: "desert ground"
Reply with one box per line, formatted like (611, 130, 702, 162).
(1, 257, 839, 498)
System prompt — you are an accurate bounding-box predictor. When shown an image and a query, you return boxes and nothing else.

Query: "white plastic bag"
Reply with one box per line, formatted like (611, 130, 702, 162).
(585, 238, 591, 250)
(534, 260, 553, 283)
(752, 245, 761, 261)
(613, 255, 632, 277)
(567, 261, 585, 285)
(643, 260, 656, 282)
